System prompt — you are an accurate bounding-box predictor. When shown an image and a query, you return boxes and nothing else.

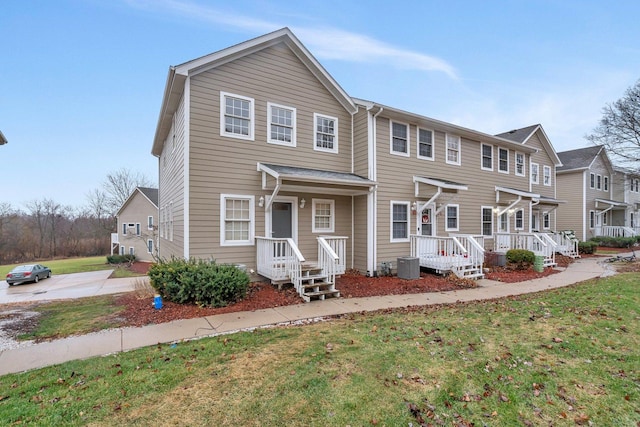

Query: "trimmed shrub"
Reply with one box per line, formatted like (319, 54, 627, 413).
(506, 249, 535, 270)
(148, 258, 249, 308)
(107, 254, 136, 264)
(579, 241, 598, 254)
(589, 236, 637, 248)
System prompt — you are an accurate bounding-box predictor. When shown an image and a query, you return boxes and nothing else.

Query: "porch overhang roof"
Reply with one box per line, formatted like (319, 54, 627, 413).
(413, 176, 468, 215)
(258, 163, 376, 197)
(494, 186, 539, 216)
(595, 198, 629, 209)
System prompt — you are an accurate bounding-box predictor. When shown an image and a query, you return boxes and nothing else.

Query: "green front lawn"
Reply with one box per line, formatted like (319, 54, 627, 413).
(1, 274, 638, 426)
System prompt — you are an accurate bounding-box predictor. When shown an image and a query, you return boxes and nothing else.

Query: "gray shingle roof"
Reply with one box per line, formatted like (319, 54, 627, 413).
(260, 163, 374, 185)
(138, 187, 158, 207)
(557, 146, 603, 171)
(495, 124, 540, 143)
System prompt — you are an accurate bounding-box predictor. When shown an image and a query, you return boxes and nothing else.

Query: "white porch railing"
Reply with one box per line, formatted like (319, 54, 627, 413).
(318, 236, 348, 275)
(547, 231, 580, 258)
(256, 237, 304, 283)
(596, 226, 638, 238)
(410, 234, 484, 278)
(317, 237, 339, 288)
(495, 233, 557, 266)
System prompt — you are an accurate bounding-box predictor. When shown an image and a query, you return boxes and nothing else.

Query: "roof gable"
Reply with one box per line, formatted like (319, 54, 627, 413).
(116, 187, 158, 216)
(557, 146, 605, 172)
(152, 28, 355, 156)
(496, 124, 562, 166)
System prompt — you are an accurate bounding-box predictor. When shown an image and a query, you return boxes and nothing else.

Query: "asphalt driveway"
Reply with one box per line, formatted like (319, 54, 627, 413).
(0, 270, 144, 304)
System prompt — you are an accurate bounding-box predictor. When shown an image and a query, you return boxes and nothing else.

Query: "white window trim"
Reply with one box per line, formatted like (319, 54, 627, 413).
(220, 91, 254, 141)
(390, 201, 410, 242)
(590, 173, 595, 189)
(119, 246, 125, 255)
(220, 194, 255, 247)
(122, 223, 127, 235)
(267, 102, 296, 147)
(589, 210, 595, 229)
(481, 143, 493, 171)
(498, 212, 510, 233)
(596, 174, 602, 190)
(543, 165, 551, 186)
(604, 176, 609, 192)
(147, 239, 153, 254)
(129, 247, 135, 256)
(390, 121, 410, 157)
(543, 212, 551, 230)
(481, 206, 494, 238)
(417, 127, 434, 161)
(147, 216, 154, 230)
(515, 209, 524, 230)
(313, 113, 338, 153)
(531, 162, 539, 184)
(445, 134, 461, 166)
(312, 198, 335, 233)
(515, 152, 526, 177)
(498, 147, 509, 174)
(445, 204, 460, 232)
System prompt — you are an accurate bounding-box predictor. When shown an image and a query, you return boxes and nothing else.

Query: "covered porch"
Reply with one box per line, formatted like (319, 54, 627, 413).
(494, 232, 557, 267)
(255, 163, 376, 302)
(410, 234, 485, 279)
(593, 199, 636, 237)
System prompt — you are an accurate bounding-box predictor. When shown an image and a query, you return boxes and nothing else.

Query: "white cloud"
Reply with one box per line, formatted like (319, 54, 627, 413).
(124, 0, 457, 79)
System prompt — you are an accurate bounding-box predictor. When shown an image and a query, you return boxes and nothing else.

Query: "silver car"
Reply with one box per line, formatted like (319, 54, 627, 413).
(6, 264, 52, 286)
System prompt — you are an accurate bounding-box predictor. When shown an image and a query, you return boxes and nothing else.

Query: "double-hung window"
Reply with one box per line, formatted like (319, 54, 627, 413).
(543, 212, 550, 229)
(391, 122, 409, 156)
(589, 211, 595, 229)
(481, 207, 493, 236)
(147, 216, 154, 230)
(390, 202, 410, 242)
(515, 152, 525, 176)
(481, 144, 493, 170)
(220, 92, 254, 140)
(590, 173, 595, 188)
(446, 134, 461, 165)
(417, 128, 434, 160)
(314, 113, 338, 153)
(135, 223, 141, 236)
(312, 199, 334, 233)
(498, 148, 509, 173)
(543, 165, 551, 186)
(515, 209, 524, 230)
(268, 103, 296, 147)
(597, 174, 602, 190)
(147, 239, 153, 254)
(446, 204, 459, 231)
(604, 176, 609, 192)
(220, 194, 254, 246)
(531, 163, 539, 184)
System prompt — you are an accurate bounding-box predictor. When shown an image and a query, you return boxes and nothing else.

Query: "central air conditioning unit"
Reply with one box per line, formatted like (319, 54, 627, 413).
(397, 257, 419, 280)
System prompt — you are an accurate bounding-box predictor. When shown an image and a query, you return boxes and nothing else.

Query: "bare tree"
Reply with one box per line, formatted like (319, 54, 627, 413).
(102, 168, 153, 215)
(586, 79, 640, 168)
(86, 188, 115, 232)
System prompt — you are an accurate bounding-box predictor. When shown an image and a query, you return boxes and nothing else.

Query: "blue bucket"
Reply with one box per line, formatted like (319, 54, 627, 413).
(153, 295, 163, 310)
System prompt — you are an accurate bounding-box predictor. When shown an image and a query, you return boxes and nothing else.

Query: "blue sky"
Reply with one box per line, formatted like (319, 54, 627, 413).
(2, 0, 639, 209)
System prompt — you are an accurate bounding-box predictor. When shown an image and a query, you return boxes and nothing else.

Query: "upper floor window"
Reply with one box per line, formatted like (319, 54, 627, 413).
(590, 173, 595, 189)
(515, 209, 524, 230)
(589, 211, 595, 228)
(543, 212, 550, 229)
(391, 122, 409, 156)
(147, 216, 154, 230)
(446, 204, 459, 231)
(531, 163, 539, 184)
(312, 199, 335, 233)
(596, 174, 602, 190)
(515, 152, 525, 176)
(543, 165, 551, 186)
(220, 92, 254, 140)
(417, 128, 434, 160)
(391, 201, 410, 242)
(136, 223, 141, 236)
(446, 134, 461, 165)
(498, 148, 509, 173)
(604, 176, 609, 192)
(220, 194, 254, 246)
(314, 113, 338, 153)
(481, 144, 493, 170)
(268, 103, 296, 147)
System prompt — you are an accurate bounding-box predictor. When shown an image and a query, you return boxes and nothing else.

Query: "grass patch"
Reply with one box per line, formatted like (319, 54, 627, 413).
(0, 256, 111, 277)
(0, 274, 638, 426)
(17, 295, 126, 341)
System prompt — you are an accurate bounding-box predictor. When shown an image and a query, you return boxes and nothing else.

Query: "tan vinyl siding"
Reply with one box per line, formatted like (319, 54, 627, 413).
(556, 171, 585, 239)
(352, 108, 370, 178)
(158, 95, 186, 259)
(353, 194, 368, 273)
(186, 43, 354, 267)
(374, 117, 532, 263)
(117, 192, 157, 262)
(527, 132, 556, 199)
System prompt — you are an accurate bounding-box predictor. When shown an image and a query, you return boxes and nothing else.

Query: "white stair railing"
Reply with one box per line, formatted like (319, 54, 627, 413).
(317, 237, 339, 286)
(256, 237, 304, 284)
(319, 236, 348, 274)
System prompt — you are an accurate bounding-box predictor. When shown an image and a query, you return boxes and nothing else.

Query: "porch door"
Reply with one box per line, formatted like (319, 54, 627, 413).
(272, 202, 293, 238)
(420, 208, 433, 236)
(531, 212, 539, 231)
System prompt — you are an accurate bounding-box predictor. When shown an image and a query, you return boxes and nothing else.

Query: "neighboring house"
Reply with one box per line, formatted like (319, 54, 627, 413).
(112, 187, 159, 262)
(612, 167, 640, 234)
(0, 130, 7, 145)
(556, 146, 633, 241)
(151, 28, 568, 301)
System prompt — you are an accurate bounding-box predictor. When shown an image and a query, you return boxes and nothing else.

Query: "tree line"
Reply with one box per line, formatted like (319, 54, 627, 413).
(0, 168, 152, 265)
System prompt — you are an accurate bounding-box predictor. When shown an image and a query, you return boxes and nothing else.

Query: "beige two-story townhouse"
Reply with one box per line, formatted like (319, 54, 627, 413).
(612, 167, 640, 235)
(151, 28, 566, 301)
(556, 145, 632, 241)
(113, 187, 158, 262)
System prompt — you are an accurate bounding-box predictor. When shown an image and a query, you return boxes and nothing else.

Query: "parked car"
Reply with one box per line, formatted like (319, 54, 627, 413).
(5, 264, 52, 286)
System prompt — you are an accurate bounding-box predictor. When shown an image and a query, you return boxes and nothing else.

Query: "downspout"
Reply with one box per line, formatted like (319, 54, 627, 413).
(368, 106, 383, 276)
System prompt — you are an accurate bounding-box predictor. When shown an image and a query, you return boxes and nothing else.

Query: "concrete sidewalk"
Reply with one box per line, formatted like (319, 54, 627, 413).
(0, 257, 610, 376)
